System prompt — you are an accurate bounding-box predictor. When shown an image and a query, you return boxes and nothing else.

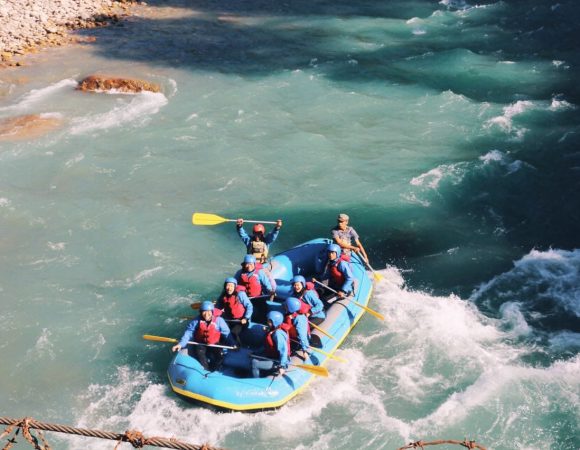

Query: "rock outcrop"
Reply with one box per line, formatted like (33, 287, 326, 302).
(0, 114, 63, 141)
(77, 75, 161, 93)
(0, 0, 137, 68)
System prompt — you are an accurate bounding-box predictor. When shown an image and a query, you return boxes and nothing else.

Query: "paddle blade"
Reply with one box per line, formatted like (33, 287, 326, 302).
(294, 364, 329, 377)
(143, 334, 178, 344)
(192, 212, 231, 226)
(355, 302, 385, 321)
(309, 321, 335, 340)
(373, 271, 384, 282)
(309, 346, 347, 363)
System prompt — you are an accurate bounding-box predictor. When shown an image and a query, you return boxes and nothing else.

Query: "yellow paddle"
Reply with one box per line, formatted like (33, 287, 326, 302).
(309, 320, 335, 340)
(251, 354, 329, 377)
(143, 334, 237, 350)
(290, 339, 347, 363)
(362, 258, 384, 282)
(309, 346, 347, 363)
(192, 212, 277, 226)
(313, 280, 385, 321)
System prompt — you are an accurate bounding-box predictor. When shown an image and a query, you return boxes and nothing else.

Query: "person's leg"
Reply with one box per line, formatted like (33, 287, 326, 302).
(208, 347, 225, 372)
(251, 358, 275, 378)
(192, 345, 210, 370)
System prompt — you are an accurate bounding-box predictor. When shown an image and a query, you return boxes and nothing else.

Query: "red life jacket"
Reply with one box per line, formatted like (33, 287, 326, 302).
(284, 313, 310, 340)
(219, 293, 246, 319)
(293, 291, 313, 316)
(194, 317, 221, 344)
(238, 271, 262, 297)
(329, 260, 345, 286)
(264, 327, 290, 359)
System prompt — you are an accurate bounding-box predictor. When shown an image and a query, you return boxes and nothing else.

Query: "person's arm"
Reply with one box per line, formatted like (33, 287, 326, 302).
(238, 291, 253, 323)
(217, 317, 236, 346)
(304, 290, 324, 316)
(332, 229, 351, 252)
(258, 270, 273, 293)
(275, 330, 289, 369)
(173, 319, 198, 351)
(236, 220, 251, 247)
(265, 219, 282, 244)
(339, 261, 354, 294)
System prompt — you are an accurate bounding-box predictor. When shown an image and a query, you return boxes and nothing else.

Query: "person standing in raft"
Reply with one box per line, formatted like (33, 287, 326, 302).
(215, 277, 253, 345)
(284, 297, 312, 360)
(172, 301, 235, 372)
(290, 275, 325, 325)
(236, 218, 282, 264)
(332, 213, 368, 263)
(319, 243, 354, 299)
(251, 311, 290, 378)
(235, 254, 274, 323)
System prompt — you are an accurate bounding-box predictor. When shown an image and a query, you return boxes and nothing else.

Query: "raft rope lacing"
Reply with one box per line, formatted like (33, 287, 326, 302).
(397, 439, 487, 450)
(0, 417, 226, 450)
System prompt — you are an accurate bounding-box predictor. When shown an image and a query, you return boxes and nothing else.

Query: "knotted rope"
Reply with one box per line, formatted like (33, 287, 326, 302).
(398, 439, 487, 450)
(0, 417, 225, 450)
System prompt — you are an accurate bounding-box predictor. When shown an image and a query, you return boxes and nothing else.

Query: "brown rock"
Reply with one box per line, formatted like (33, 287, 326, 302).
(0, 114, 63, 142)
(77, 75, 161, 93)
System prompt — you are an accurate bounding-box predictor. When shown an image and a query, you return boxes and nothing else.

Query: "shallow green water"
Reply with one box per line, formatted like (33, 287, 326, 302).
(0, 0, 578, 449)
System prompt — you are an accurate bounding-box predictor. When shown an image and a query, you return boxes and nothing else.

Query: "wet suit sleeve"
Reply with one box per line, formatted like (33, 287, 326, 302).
(339, 260, 354, 293)
(304, 290, 324, 316)
(264, 227, 280, 245)
(237, 226, 251, 248)
(275, 329, 289, 368)
(258, 270, 273, 293)
(238, 291, 253, 321)
(178, 319, 199, 348)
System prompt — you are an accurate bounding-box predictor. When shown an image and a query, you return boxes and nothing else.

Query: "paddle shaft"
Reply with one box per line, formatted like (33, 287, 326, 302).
(290, 339, 346, 363)
(313, 280, 385, 320)
(143, 334, 237, 350)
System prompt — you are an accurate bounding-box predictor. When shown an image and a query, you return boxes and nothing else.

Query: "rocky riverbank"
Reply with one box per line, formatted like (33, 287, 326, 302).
(0, 0, 138, 68)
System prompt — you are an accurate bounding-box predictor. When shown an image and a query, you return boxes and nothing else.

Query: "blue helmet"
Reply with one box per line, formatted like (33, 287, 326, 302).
(224, 277, 237, 287)
(243, 254, 256, 264)
(285, 297, 302, 314)
(291, 275, 306, 288)
(267, 311, 284, 328)
(327, 243, 341, 257)
(200, 301, 214, 312)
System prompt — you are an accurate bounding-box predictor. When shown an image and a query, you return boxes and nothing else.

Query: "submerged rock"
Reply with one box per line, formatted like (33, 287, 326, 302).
(0, 114, 63, 141)
(77, 75, 161, 93)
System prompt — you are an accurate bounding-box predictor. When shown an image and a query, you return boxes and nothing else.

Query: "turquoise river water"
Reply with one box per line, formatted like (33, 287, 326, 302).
(0, 0, 578, 449)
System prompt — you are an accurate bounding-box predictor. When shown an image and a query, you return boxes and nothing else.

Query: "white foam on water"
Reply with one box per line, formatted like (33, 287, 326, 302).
(0, 198, 12, 207)
(479, 149, 504, 164)
(410, 163, 466, 190)
(0, 79, 78, 114)
(69, 91, 168, 135)
(472, 248, 580, 318)
(549, 96, 575, 111)
(103, 266, 164, 288)
(484, 100, 535, 134)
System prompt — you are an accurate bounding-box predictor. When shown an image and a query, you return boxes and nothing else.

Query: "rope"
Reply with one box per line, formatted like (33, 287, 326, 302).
(397, 439, 487, 450)
(0, 417, 226, 450)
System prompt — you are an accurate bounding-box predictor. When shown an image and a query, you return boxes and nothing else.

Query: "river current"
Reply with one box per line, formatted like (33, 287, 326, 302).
(0, 1, 578, 449)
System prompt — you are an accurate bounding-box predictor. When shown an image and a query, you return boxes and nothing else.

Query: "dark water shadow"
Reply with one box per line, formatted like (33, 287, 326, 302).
(80, 0, 580, 103)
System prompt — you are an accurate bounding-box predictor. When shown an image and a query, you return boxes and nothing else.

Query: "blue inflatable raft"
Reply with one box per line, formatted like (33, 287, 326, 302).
(167, 238, 373, 411)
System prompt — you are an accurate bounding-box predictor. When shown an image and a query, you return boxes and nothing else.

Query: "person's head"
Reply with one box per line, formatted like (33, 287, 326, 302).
(252, 224, 265, 240)
(285, 297, 302, 314)
(337, 213, 349, 231)
(200, 301, 214, 321)
(224, 277, 237, 295)
(242, 254, 256, 271)
(291, 275, 306, 293)
(267, 311, 284, 329)
(327, 243, 341, 261)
